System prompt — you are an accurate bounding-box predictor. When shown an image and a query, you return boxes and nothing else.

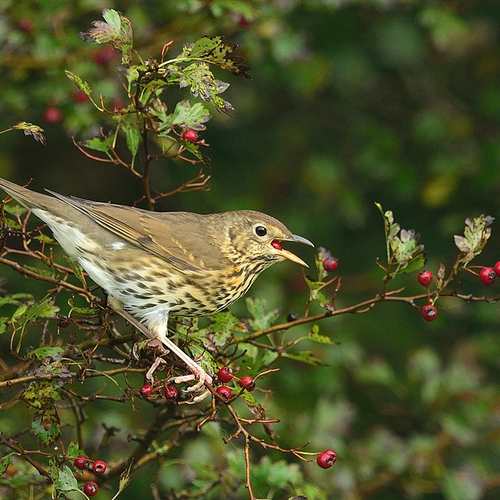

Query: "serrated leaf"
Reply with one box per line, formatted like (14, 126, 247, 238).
(80, 9, 133, 65)
(64, 71, 92, 96)
(182, 36, 251, 79)
(31, 414, 60, 446)
(118, 117, 141, 160)
(309, 324, 335, 344)
(67, 442, 85, 459)
(246, 297, 281, 331)
(53, 465, 79, 492)
(79, 136, 111, 153)
(12, 122, 46, 145)
(29, 346, 64, 361)
(454, 214, 494, 264)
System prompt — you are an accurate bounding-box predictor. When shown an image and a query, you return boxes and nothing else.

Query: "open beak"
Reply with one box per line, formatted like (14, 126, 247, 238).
(275, 234, 314, 267)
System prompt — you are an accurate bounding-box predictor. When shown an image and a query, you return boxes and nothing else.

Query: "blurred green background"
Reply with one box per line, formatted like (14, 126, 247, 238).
(2, 0, 500, 498)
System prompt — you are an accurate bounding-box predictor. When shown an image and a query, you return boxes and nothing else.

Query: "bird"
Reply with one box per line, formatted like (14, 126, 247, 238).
(0, 178, 313, 400)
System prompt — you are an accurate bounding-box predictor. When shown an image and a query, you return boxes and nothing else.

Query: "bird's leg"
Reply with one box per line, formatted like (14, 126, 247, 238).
(112, 306, 212, 401)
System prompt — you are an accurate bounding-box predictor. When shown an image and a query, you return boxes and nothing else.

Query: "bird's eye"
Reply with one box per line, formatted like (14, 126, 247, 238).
(255, 225, 267, 237)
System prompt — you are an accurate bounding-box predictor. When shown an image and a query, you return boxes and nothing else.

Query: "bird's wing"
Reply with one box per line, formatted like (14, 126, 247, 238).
(47, 192, 225, 271)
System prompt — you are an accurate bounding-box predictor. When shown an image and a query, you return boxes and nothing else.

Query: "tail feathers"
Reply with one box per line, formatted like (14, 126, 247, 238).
(0, 178, 63, 212)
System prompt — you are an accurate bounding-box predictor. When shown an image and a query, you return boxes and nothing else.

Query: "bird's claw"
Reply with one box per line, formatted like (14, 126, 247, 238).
(168, 371, 213, 403)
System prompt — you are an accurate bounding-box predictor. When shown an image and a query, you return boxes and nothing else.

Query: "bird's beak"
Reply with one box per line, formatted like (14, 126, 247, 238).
(275, 234, 314, 267)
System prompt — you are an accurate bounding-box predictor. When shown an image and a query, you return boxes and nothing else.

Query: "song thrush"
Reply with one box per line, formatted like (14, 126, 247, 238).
(0, 178, 313, 399)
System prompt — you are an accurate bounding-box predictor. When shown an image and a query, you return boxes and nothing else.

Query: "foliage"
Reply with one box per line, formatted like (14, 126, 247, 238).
(1, 2, 500, 500)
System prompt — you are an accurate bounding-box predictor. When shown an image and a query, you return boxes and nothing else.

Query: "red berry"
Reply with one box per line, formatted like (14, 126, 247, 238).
(216, 385, 232, 399)
(92, 459, 107, 475)
(237, 15, 252, 28)
(421, 304, 438, 322)
(270, 239, 283, 251)
(479, 267, 496, 286)
(164, 384, 179, 401)
(43, 106, 62, 124)
(217, 366, 234, 383)
(417, 270, 433, 287)
(322, 256, 338, 273)
(92, 46, 117, 66)
(182, 129, 198, 142)
(239, 376, 255, 391)
(56, 315, 72, 328)
(317, 449, 337, 469)
(83, 481, 99, 496)
(494, 261, 500, 276)
(140, 384, 153, 398)
(73, 90, 89, 103)
(74, 456, 89, 470)
(18, 19, 34, 33)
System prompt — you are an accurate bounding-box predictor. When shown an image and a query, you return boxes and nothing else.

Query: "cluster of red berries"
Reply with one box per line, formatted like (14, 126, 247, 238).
(74, 456, 107, 496)
(478, 261, 500, 286)
(416, 271, 438, 321)
(216, 367, 255, 400)
(316, 449, 338, 469)
(139, 383, 179, 402)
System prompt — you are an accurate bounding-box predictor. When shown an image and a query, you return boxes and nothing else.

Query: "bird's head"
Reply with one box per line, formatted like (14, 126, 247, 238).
(221, 210, 314, 270)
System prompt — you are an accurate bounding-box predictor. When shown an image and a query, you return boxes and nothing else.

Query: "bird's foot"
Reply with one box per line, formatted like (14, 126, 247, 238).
(168, 368, 213, 403)
(145, 356, 167, 382)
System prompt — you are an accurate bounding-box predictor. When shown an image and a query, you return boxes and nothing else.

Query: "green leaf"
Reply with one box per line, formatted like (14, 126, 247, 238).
(376, 203, 426, 277)
(454, 215, 494, 265)
(80, 9, 133, 65)
(64, 71, 92, 96)
(117, 116, 141, 161)
(0, 453, 20, 476)
(29, 346, 64, 361)
(67, 442, 85, 459)
(78, 136, 111, 154)
(11, 122, 46, 145)
(31, 414, 60, 446)
(309, 324, 335, 345)
(182, 36, 251, 79)
(246, 297, 281, 331)
(53, 465, 79, 492)
(210, 311, 242, 346)
(282, 350, 325, 366)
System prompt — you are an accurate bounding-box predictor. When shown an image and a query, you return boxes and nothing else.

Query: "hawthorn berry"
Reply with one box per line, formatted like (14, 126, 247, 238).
(217, 366, 234, 383)
(182, 129, 198, 142)
(73, 90, 89, 103)
(479, 267, 496, 286)
(43, 106, 62, 124)
(216, 385, 232, 399)
(239, 376, 255, 391)
(421, 304, 438, 322)
(74, 456, 89, 470)
(140, 384, 153, 398)
(18, 19, 34, 33)
(322, 256, 338, 273)
(164, 384, 179, 401)
(57, 315, 72, 328)
(83, 481, 99, 496)
(417, 270, 433, 287)
(494, 261, 500, 276)
(92, 459, 107, 475)
(317, 449, 337, 469)
(271, 239, 283, 250)
(237, 15, 252, 28)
